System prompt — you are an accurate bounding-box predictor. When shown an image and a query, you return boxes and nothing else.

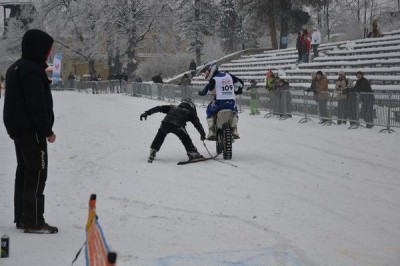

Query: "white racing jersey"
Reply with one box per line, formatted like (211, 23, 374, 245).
(213, 73, 235, 100)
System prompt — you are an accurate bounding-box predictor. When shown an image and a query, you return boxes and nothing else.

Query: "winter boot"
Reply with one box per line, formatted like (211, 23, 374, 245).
(24, 223, 58, 234)
(206, 117, 216, 140)
(229, 114, 240, 139)
(187, 151, 204, 160)
(148, 149, 157, 163)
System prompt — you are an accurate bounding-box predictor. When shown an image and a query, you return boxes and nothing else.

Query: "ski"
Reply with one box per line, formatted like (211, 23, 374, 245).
(177, 155, 218, 165)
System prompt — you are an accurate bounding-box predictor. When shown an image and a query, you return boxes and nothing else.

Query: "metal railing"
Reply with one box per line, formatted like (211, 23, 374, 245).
(61, 80, 400, 133)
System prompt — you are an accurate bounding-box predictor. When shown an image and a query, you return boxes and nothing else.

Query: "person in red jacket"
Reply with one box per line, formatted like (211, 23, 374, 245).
(301, 29, 311, 63)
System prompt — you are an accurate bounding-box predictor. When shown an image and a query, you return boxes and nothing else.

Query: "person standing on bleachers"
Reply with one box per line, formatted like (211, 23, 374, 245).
(301, 29, 311, 63)
(314, 70, 329, 123)
(189, 59, 197, 77)
(280, 33, 288, 49)
(335, 71, 353, 125)
(296, 32, 303, 62)
(311, 27, 321, 58)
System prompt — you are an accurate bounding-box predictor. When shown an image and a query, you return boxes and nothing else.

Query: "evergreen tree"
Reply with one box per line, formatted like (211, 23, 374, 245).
(217, 0, 240, 53)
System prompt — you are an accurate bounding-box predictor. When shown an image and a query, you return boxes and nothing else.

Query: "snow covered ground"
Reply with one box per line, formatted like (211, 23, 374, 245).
(1, 91, 399, 266)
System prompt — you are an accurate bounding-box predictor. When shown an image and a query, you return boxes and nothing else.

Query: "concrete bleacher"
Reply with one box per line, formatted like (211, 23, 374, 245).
(191, 30, 400, 92)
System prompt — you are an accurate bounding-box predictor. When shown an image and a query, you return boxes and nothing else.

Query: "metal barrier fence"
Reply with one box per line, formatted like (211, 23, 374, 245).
(63, 80, 400, 132)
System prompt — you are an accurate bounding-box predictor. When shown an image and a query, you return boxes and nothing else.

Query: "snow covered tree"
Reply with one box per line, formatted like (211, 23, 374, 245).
(175, 0, 218, 65)
(235, 0, 310, 49)
(101, 0, 172, 75)
(38, 0, 107, 75)
(217, 0, 241, 53)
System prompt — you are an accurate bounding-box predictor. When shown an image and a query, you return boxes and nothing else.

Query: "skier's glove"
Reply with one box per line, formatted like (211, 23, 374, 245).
(140, 112, 148, 121)
(198, 91, 203, 96)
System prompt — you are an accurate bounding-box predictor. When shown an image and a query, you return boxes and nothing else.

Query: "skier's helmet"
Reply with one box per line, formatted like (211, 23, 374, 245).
(179, 98, 196, 111)
(199, 62, 219, 81)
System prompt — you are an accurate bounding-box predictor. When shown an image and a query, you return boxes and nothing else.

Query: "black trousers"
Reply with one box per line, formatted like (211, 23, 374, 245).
(13, 133, 48, 226)
(151, 122, 197, 153)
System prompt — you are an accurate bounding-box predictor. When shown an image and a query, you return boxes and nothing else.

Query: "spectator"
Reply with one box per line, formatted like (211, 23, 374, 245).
(274, 78, 292, 117)
(90, 73, 98, 81)
(189, 59, 197, 77)
(246, 79, 260, 115)
(314, 70, 329, 123)
(152, 73, 164, 99)
(296, 32, 303, 62)
(371, 20, 382, 38)
(152, 73, 163, 84)
(67, 72, 75, 80)
(280, 33, 288, 49)
(67, 72, 75, 89)
(122, 72, 128, 82)
(265, 70, 275, 92)
(108, 72, 115, 80)
(266, 70, 278, 115)
(97, 74, 102, 81)
(3, 29, 58, 234)
(352, 71, 375, 128)
(133, 75, 142, 83)
(115, 72, 122, 82)
(311, 27, 321, 58)
(301, 29, 311, 63)
(178, 73, 192, 100)
(335, 71, 353, 125)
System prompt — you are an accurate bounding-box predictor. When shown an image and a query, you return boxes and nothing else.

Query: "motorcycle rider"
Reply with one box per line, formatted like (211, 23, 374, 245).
(198, 63, 244, 140)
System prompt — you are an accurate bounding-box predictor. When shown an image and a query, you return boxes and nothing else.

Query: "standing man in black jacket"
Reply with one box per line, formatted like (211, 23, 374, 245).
(3, 29, 58, 234)
(140, 98, 206, 163)
(347, 71, 375, 128)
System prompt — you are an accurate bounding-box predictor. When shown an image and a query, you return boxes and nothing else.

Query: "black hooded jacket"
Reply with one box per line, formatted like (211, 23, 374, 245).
(3, 29, 54, 138)
(145, 105, 206, 138)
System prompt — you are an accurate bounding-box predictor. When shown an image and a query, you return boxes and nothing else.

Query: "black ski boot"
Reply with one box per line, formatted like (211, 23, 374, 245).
(148, 149, 157, 163)
(187, 151, 204, 161)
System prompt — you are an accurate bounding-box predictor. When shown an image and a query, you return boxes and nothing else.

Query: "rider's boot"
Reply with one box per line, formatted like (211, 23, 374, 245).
(206, 117, 216, 140)
(230, 114, 240, 139)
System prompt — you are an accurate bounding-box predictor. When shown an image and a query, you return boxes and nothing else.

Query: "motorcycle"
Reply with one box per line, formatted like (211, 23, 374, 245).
(214, 109, 236, 160)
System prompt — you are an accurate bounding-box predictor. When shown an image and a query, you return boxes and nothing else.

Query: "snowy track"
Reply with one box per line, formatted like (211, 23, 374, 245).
(1, 91, 399, 265)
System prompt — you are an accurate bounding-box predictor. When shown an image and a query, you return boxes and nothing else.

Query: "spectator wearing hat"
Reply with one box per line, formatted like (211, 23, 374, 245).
(350, 71, 375, 128)
(265, 70, 278, 115)
(335, 71, 353, 125)
(315, 70, 329, 123)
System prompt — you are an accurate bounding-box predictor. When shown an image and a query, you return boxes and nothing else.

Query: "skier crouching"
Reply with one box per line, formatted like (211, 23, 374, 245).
(140, 98, 206, 163)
